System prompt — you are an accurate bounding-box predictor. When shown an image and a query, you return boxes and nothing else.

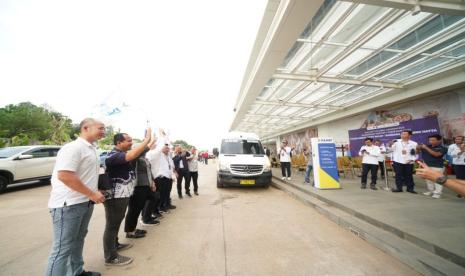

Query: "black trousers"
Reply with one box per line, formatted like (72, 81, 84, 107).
(176, 169, 190, 195)
(361, 163, 378, 185)
(156, 177, 172, 209)
(143, 189, 161, 217)
(393, 162, 415, 191)
(455, 165, 465, 180)
(190, 171, 198, 192)
(125, 186, 151, 232)
(378, 161, 385, 177)
(103, 197, 129, 261)
(281, 162, 291, 177)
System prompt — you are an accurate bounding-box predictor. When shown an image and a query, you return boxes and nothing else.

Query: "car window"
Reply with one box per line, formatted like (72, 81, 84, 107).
(26, 148, 59, 158)
(49, 148, 60, 157)
(30, 149, 51, 158)
(0, 147, 33, 158)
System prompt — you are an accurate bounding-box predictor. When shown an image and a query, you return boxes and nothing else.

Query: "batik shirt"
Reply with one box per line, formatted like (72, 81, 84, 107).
(105, 148, 136, 199)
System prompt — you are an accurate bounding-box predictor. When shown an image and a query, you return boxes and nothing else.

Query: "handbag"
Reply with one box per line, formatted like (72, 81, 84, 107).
(98, 168, 112, 190)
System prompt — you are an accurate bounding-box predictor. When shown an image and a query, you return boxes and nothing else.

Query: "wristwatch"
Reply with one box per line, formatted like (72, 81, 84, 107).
(435, 175, 447, 185)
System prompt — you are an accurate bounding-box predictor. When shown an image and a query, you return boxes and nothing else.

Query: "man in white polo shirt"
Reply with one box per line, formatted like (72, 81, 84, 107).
(359, 138, 381, 190)
(46, 118, 105, 276)
(389, 130, 419, 193)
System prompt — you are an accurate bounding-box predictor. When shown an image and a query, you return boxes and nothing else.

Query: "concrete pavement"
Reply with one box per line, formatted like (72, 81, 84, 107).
(0, 163, 418, 276)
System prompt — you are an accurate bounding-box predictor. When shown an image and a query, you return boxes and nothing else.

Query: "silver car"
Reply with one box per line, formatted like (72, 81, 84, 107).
(0, 145, 61, 192)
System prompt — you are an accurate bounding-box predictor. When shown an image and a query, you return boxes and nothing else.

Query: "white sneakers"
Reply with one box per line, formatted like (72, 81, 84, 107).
(287, 177, 291, 181)
(281, 177, 286, 180)
(424, 191, 441, 199)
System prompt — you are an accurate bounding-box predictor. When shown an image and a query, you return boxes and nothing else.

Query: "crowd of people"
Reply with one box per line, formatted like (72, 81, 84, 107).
(45, 118, 204, 276)
(357, 130, 465, 198)
(43, 117, 465, 276)
(275, 130, 465, 199)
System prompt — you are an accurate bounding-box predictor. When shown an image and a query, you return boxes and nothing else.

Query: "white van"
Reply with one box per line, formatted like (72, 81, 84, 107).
(216, 132, 272, 188)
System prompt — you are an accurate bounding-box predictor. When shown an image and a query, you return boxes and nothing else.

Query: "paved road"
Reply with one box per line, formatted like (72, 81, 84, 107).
(0, 163, 419, 276)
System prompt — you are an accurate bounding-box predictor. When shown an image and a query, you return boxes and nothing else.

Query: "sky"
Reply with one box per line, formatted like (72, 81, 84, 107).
(0, 0, 267, 150)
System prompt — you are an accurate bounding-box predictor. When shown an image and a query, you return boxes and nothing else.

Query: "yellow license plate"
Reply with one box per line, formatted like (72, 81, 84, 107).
(240, 179, 255, 185)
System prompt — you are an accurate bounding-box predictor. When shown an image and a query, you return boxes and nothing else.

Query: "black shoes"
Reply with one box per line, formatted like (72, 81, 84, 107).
(126, 232, 146, 239)
(370, 184, 377, 190)
(116, 243, 133, 251)
(186, 192, 192, 197)
(194, 191, 199, 196)
(167, 204, 176, 209)
(159, 208, 170, 213)
(361, 184, 367, 189)
(140, 219, 160, 226)
(407, 190, 417, 194)
(152, 213, 163, 220)
(78, 271, 101, 276)
(178, 194, 183, 199)
(135, 229, 147, 235)
(392, 188, 402, 193)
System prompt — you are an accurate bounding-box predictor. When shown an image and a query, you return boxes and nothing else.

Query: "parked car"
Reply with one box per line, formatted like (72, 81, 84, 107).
(99, 150, 111, 167)
(0, 145, 61, 192)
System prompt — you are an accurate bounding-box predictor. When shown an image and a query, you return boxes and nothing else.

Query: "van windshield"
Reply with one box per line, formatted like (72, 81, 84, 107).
(220, 139, 265, 155)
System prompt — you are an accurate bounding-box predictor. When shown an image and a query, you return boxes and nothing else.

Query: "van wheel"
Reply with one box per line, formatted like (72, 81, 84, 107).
(217, 179, 224, 188)
(0, 176, 8, 193)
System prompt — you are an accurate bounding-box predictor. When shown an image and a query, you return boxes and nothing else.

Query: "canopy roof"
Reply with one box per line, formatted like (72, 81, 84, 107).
(231, 0, 465, 140)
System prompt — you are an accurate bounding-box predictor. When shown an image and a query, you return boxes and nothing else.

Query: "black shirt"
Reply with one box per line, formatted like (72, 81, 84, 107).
(421, 145, 447, 168)
(173, 152, 191, 172)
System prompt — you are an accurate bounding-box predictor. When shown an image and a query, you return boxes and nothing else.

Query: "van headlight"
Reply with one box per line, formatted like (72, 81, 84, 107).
(263, 159, 271, 172)
(219, 162, 229, 172)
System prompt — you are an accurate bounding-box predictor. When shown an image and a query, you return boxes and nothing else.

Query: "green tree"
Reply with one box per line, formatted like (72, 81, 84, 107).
(0, 102, 74, 146)
(97, 125, 116, 150)
(172, 139, 194, 150)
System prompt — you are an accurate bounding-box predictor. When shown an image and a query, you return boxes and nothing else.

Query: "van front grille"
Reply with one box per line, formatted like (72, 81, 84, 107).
(230, 164, 263, 175)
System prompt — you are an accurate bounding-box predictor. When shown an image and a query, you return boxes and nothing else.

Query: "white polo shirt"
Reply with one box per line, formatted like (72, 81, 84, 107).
(359, 145, 381, 165)
(146, 148, 174, 179)
(377, 145, 386, 162)
(48, 137, 100, 208)
(448, 144, 465, 165)
(279, 146, 292, 162)
(390, 139, 418, 164)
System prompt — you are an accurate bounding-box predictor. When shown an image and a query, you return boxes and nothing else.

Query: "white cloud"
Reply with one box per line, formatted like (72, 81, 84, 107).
(0, 0, 267, 150)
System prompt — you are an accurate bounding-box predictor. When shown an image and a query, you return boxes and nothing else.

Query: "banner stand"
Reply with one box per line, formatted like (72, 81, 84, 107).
(311, 138, 341, 190)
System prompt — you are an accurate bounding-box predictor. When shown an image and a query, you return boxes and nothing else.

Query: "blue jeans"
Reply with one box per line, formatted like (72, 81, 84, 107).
(46, 201, 94, 276)
(305, 164, 313, 183)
